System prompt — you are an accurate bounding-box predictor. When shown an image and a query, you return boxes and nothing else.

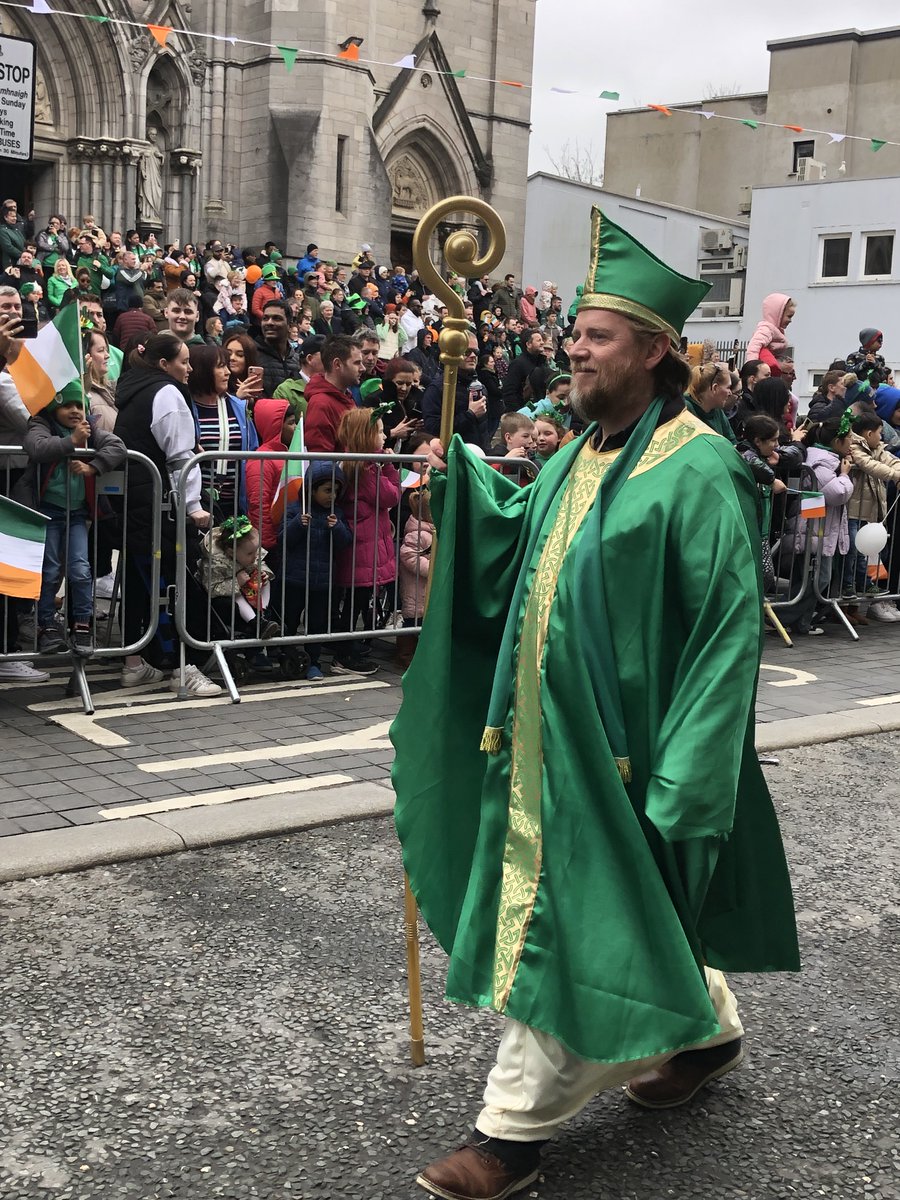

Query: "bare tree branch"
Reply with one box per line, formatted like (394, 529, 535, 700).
(544, 139, 603, 186)
(702, 81, 745, 101)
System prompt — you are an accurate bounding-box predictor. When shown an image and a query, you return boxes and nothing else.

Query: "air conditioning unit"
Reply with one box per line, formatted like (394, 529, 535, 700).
(717, 228, 734, 251)
(728, 277, 744, 316)
(701, 230, 720, 253)
(738, 186, 752, 214)
(701, 302, 732, 318)
(797, 157, 827, 182)
(734, 244, 748, 270)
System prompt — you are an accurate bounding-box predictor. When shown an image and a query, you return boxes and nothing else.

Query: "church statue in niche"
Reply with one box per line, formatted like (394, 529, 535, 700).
(388, 154, 432, 213)
(139, 126, 165, 226)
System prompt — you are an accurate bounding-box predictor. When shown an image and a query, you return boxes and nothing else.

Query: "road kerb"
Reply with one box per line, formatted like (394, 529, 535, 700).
(0, 782, 395, 883)
(756, 704, 900, 752)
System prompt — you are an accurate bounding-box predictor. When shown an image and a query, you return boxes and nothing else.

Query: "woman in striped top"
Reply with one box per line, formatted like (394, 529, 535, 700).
(187, 343, 258, 522)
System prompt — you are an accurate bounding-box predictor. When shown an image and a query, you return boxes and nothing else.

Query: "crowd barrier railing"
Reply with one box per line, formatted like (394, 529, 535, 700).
(0, 446, 166, 713)
(174, 448, 537, 701)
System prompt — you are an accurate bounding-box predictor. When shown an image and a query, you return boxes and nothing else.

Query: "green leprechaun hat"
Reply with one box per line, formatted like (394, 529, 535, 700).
(577, 207, 710, 346)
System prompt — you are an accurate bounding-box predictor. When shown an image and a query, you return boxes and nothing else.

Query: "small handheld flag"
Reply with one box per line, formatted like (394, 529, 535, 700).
(0, 495, 50, 600)
(8, 304, 82, 416)
(269, 419, 307, 525)
(800, 492, 826, 520)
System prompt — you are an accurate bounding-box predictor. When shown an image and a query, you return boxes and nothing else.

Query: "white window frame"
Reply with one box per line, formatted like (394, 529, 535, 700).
(860, 230, 895, 281)
(818, 233, 852, 282)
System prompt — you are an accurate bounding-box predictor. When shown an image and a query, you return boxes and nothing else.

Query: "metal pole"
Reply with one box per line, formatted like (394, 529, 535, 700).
(403, 197, 508, 1067)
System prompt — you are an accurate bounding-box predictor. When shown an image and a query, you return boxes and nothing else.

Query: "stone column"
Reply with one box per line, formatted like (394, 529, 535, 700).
(112, 159, 124, 235)
(101, 155, 114, 232)
(170, 150, 203, 244)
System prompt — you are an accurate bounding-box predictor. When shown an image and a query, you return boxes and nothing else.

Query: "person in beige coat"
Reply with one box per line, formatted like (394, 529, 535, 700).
(845, 412, 900, 622)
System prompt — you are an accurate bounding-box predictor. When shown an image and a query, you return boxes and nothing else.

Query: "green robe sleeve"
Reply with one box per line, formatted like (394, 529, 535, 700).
(644, 441, 763, 842)
(392, 437, 533, 953)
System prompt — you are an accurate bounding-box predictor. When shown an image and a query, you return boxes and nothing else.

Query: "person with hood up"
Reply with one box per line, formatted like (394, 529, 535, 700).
(405, 326, 440, 386)
(746, 293, 796, 375)
(844, 411, 900, 623)
(874, 384, 900, 431)
(280, 460, 353, 680)
(518, 285, 538, 326)
(245, 397, 297, 554)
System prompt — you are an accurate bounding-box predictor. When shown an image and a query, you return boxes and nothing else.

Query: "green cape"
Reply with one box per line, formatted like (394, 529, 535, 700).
(392, 410, 799, 1064)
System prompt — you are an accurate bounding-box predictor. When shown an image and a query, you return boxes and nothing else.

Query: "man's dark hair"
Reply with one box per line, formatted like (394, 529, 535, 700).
(524, 327, 543, 346)
(166, 287, 199, 310)
(81, 293, 102, 307)
(78, 235, 95, 251)
(504, 273, 514, 283)
(740, 359, 763, 388)
(126, 229, 138, 242)
(354, 328, 380, 347)
(262, 298, 292, 320)
(322, 335, 357, 372)
(852, 411, 883, 434)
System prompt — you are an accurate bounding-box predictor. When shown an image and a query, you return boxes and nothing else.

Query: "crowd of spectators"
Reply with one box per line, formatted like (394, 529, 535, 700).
(0, 200, 897, 690)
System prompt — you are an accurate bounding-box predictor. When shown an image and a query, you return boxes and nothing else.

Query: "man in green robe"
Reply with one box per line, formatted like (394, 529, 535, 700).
(392, 209, 799, 1200)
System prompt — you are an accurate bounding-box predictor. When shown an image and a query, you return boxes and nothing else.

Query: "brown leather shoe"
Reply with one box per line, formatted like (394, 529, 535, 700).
(624, 1037, 744, 1109)
(416, 1145, 539, 1200)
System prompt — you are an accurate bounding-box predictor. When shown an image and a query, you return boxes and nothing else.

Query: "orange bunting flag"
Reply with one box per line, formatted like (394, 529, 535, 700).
(649, 104, 672, 116)
(338, 43, 359, 61)
(500, 79, 525, 88)
(147, 24, 172, 48)
(783, 125, 805, 133)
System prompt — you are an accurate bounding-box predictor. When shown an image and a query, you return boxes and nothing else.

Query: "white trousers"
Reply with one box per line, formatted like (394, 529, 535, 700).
(477, 969, 743, 1141)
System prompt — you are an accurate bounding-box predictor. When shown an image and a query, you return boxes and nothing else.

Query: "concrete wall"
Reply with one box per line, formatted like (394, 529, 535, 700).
(524, 173, 748, 338)
(742, 176, 900, 398)
(603, 95, 768, 219)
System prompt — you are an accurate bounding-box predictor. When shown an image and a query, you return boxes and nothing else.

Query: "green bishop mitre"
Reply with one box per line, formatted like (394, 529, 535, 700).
(577, 207, 711, 346)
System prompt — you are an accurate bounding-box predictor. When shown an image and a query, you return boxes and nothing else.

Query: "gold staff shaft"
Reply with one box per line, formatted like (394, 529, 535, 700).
(399, 198, 508, 1068)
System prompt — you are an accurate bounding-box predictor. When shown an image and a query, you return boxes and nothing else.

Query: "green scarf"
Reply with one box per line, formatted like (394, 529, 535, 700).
(481, 396, 666, 782)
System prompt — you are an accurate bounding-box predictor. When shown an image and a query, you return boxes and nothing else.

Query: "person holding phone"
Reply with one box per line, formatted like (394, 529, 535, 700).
(421, 331, 490, 452)
(223, 332, 263, 404)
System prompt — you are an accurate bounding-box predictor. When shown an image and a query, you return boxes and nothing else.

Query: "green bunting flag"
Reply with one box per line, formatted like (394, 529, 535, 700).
(85, 13, 109, 21)
(871, 138, 886, 152)
(599, 90, 620, 101)
(742, 120, 759, 130)
(450, 69, 467, 78)
(278, 45, 298, 71)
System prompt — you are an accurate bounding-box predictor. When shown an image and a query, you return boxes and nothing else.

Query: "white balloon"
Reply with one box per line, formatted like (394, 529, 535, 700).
(855, 522, 889, 557)
(465, 444, 487, 459)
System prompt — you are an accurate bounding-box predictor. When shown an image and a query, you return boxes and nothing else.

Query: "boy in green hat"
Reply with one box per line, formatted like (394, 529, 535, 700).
(15, 381, 126, 656)
(394, 208, 799, 1199)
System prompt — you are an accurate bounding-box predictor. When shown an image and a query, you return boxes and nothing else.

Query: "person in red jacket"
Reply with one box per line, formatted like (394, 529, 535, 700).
(250, 263, 285, 321)
(304, 335, 362, 453)
(245, 397, 296, 552)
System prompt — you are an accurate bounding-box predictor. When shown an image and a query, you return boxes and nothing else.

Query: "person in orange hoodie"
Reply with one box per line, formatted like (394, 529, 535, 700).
(250, 263, 285, 321)
(245, 397, 296, 554)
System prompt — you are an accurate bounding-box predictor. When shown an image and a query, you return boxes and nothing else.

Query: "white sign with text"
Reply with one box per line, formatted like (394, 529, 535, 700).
(0, 34, 36, 162)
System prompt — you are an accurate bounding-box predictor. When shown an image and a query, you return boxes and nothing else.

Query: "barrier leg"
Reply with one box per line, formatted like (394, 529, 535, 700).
(404, 874, 426, 1067)
(826, 599, 860, 641)
(213, 642, 241, 704)
(764, 602, 793, 648)
(69, 657, 95, 716)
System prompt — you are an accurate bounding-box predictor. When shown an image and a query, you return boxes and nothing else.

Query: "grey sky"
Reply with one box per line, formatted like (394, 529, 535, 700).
(528, 1, 900, 174)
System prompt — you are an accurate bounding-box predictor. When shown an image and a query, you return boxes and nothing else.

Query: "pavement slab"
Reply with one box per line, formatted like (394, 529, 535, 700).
(0, 735, 898, 1198)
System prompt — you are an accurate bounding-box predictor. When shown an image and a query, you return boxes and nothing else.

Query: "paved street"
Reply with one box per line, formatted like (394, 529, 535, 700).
(1, 732, 898, 1199)
(0, 623, 899, 839)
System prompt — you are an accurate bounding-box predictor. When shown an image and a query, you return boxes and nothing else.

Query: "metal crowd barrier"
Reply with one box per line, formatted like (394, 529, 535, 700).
(174, 448, 537, 701)
(0, 446, 165, 713)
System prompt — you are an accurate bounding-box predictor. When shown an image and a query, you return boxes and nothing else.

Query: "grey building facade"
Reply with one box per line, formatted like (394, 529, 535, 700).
(0, 0, 534, 271)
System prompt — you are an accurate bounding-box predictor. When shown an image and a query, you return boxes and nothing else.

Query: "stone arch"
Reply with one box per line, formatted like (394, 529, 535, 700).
(382, 119, 476, 215)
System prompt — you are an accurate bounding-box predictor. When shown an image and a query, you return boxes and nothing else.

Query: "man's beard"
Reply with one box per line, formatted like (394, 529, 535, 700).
(569, 357, 649, 427)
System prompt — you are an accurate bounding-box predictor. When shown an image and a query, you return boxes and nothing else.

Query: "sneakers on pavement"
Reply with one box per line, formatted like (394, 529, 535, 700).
(169, 664, 224, 697)
(869, 600, 900, 622)
(306, 663, 324, 681)
(0, 660, 51, 682)
(38, 627, 67, 654)
(330, 657, 379, 676)
(94, 573, 116, 599)
(120, 660, 166, 687)
(71, 623, 94, 657)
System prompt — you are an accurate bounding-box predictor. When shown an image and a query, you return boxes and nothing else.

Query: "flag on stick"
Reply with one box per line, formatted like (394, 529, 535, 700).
(0, 495, 49, 600)
(8, 304, 82, 416)
(800, 492, 826, 520)
(270, 420, 307, 524)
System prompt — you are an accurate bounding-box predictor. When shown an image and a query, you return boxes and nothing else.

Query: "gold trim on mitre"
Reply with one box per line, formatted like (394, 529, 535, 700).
(576, 292, 680, 347)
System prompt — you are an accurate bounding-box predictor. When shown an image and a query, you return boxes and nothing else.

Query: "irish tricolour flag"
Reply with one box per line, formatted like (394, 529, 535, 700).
(0, 495, 49, 600)
(9, 303, 82, 416)
(800, 491, 826, 520)
(270, 419, 307, 525)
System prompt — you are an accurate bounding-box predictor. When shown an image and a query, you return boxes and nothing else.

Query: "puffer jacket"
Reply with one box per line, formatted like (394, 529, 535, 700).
(334, 461, 400, 588)
(398, 513, 434, 620)
(746, 292, 792, 372)
(280, 462, 353, 589)
(793, 445, 851, 557)
(199, 532, 273, 600)
(245, 397, 290, 548)
(848, 431, 900, 522)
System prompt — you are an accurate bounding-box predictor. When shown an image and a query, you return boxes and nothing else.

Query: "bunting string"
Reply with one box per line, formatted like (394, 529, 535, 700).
(4, 0, 898, 153)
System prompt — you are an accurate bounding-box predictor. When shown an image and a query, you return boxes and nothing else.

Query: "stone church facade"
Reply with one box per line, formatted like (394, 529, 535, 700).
(0, 1, 535, 272)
